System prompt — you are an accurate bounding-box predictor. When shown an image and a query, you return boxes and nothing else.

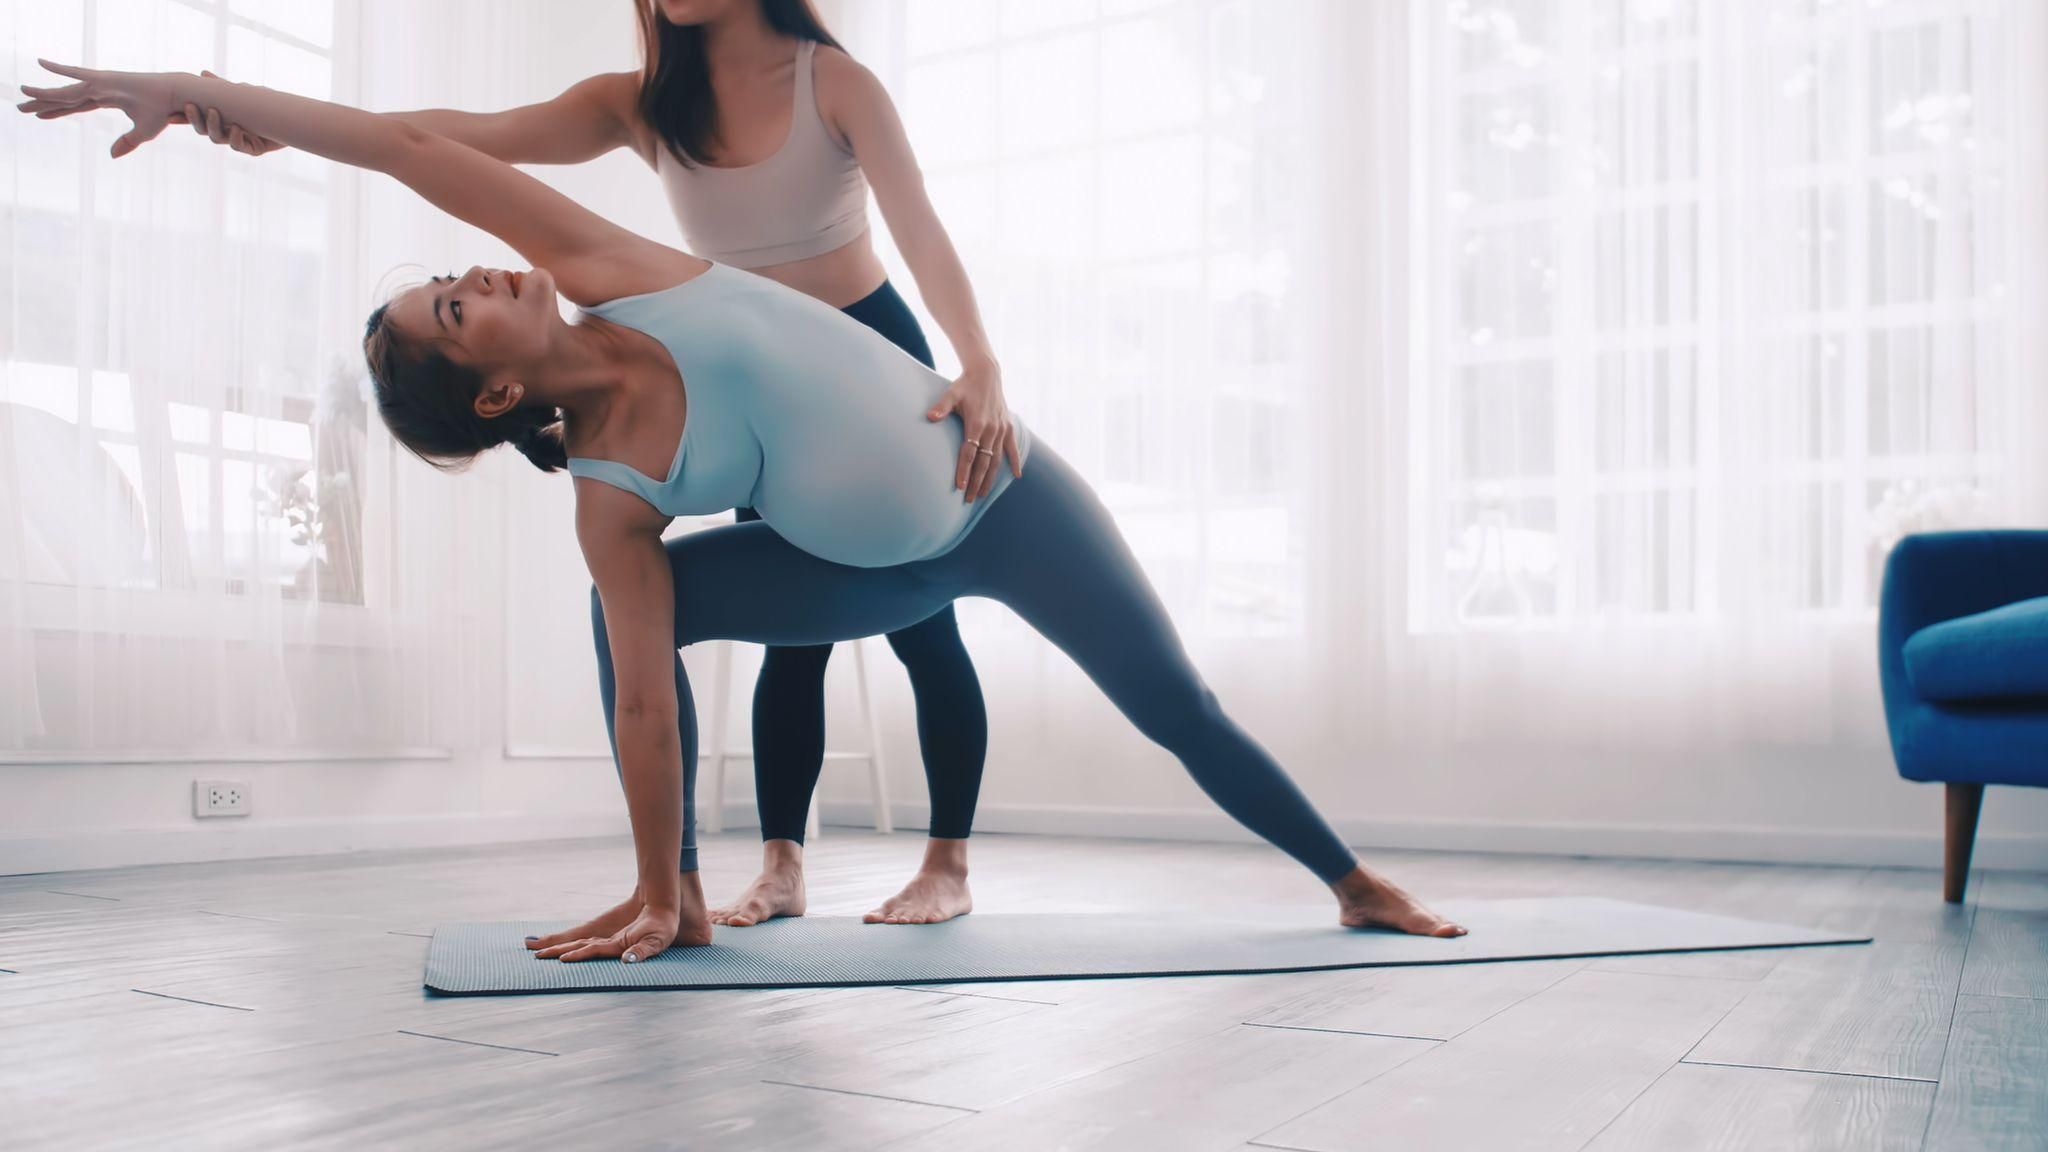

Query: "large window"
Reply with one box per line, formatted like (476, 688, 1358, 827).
(871, 0, 1326, 636)
(3, 0, 362, 605)
(1412, 0, 2016, 629)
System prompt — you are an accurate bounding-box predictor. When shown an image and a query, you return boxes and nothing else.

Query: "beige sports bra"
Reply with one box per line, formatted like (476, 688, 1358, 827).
(656, 39, 870, 269)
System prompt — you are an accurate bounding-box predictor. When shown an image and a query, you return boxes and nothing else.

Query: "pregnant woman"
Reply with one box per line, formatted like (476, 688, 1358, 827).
(18, 60, 1468, 964)
(171, 0, 1011, 928)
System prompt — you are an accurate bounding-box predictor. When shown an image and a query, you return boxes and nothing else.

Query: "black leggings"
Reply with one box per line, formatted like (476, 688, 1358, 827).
(592, 440, 1361, 882)
(623, 280, 987, 845)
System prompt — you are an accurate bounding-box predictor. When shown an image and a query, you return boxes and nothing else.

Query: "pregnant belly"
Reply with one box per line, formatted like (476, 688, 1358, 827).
(754, 465, 966, 569)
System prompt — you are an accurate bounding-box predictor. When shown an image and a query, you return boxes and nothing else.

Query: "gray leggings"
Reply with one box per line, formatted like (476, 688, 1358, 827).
(592, 440, 1359, 883)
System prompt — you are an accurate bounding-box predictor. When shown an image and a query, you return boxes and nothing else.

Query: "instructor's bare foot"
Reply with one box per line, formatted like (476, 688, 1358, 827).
(710, 839, 807, 927)
(864, 837, 973, 925)
(1332, 865, 1467, 937)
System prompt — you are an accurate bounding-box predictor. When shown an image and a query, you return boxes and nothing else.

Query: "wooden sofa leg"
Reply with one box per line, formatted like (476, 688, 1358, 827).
(1944, 782, 1985, 904)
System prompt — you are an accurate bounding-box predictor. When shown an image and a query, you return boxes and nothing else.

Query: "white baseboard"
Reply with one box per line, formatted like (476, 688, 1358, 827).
(806, 799, 2048, 872)
(4, 799, 2040, 877)
(0, 811, 627, 876)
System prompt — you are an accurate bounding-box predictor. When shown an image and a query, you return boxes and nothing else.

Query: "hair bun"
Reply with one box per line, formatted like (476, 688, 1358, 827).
(510, 408, 568, 473)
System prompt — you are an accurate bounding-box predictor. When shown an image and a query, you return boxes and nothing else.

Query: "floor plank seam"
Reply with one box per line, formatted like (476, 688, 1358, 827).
(1564, 956, 1770, 1150)
(1918, 900, 1978, 1152)
(1243, 1019, 1445, 1146)
(387, 930, 433, 939)
(1239, 1020, 1448, 1043)
(395, 1029, 557, 1057)
(1673, 973, 1761, 1067)
(1678, 1058, 1937, 1085)
(1590, 963, 1775, 983)
(758, 1079, 975, 1113)
(1440, 957, 1590, 1042)
(195, 909, 286, 922)
(45, 890, 119, 902)
(890, 984, 1060, 1006)
(131, 988, 255, 1012)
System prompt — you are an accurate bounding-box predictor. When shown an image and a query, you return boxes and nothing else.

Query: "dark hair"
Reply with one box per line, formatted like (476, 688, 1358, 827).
(635, 0, 843, 168)
(363, 300, 568, 473)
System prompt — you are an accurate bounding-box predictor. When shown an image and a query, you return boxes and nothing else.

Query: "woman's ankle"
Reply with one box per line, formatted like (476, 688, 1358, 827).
(761, 837, 806, 875)
(921, 835, 970, 877)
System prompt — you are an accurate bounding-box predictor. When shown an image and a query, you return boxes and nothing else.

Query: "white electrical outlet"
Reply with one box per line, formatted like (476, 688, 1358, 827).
(194, 779, 251, 818)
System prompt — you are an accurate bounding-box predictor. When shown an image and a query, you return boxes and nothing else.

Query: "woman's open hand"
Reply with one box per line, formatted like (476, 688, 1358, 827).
(927, 359, 1023, 502)
(524, 887, 682, 964)
(16, 59, 179, 159)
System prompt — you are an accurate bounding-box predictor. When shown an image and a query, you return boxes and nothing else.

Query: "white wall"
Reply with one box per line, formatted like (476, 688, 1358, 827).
(4, 0, 2044, 877)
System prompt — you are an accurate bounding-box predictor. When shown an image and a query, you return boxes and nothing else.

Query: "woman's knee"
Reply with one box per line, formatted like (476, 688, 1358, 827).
(1127, 674, 1227, 750)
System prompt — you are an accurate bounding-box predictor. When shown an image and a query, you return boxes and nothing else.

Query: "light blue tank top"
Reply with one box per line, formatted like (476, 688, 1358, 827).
(565, 262, 1032, 569)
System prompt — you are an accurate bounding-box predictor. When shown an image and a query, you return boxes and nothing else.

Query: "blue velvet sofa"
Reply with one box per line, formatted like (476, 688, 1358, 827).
(1878, 530, 2048, 902)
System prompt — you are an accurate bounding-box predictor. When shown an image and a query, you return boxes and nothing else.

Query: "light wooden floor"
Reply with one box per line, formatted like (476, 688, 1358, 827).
(3, 830, 2043, 1151)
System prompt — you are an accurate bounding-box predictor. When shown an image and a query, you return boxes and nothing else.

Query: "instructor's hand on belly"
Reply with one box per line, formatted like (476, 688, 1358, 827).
(927, 360, 1024, 503)
(525, 888, 682, 964)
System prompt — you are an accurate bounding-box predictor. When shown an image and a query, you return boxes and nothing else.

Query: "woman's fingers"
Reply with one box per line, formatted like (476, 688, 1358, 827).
(19, 81, 90, 104)
(524, 908, 639, 952)
(556, 929, 635, 963)
(622, 924, 673, 964)
(109, 117, 166, 159)
(204, 105, 228, 144)
(21, 98, 103, 118)
(966, 417, 1001, 501)
(976, 419, 1010, 499)
(953, 434, 978, 493)
(1003, 421, 1025, 479)
(36, 58, 96, 81)
(531, 936, 602, 960)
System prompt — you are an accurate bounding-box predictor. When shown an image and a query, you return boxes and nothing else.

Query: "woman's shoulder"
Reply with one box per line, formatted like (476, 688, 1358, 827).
(811, 43, 890, 151)
(586, 69, 658, 167)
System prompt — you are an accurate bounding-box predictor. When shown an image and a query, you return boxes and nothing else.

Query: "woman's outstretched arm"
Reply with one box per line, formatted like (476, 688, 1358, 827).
(182, 71, 649, 166)
(17, 61, 686, 304)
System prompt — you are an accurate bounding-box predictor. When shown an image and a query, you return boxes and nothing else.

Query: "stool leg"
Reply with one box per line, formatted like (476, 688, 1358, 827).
(852, 637, 893, 834)
(703, 640, 732, 834)
(1944, 782, 1984, 904)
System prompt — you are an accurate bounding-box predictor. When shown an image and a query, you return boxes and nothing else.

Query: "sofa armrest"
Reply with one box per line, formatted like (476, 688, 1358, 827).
(1878, 530, 2048, 714)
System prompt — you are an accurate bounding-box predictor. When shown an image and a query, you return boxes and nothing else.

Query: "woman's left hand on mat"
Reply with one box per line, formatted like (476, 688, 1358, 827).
(927, 359, 1022, 502)
(528, 902, 680, 964)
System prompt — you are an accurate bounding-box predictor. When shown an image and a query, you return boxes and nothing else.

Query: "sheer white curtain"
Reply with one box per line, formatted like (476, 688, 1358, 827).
(1371, 0, 2047, 782)
(845, 0, 2045, 820)
(0, 0, 497, 760)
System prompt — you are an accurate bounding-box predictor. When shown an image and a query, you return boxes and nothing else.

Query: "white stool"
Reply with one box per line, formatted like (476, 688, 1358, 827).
(698, 634, 895, 839)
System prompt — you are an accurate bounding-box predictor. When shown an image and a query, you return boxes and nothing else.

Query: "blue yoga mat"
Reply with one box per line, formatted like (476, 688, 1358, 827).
(422, 896, 1868, 996)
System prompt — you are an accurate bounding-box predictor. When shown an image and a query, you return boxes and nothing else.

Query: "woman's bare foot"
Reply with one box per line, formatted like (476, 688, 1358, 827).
(1332, 864, 1467, 937)
(675, 869, 714, 945)
(864, 836, 973, 925)
(710, 839, 807, 927)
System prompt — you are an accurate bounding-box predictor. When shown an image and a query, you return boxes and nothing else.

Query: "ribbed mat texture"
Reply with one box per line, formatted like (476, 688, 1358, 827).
(423, 896, 1867, 996)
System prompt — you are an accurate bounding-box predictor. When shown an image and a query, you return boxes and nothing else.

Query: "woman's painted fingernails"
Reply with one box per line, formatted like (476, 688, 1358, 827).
(524, 935, 538, 942)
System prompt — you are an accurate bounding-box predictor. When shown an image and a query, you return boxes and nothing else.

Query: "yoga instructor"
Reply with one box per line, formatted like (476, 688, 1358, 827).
(176, 0, 1007, 929)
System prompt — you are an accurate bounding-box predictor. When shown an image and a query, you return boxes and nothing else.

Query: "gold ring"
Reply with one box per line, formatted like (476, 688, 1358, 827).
(976, 447, 995, 457)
